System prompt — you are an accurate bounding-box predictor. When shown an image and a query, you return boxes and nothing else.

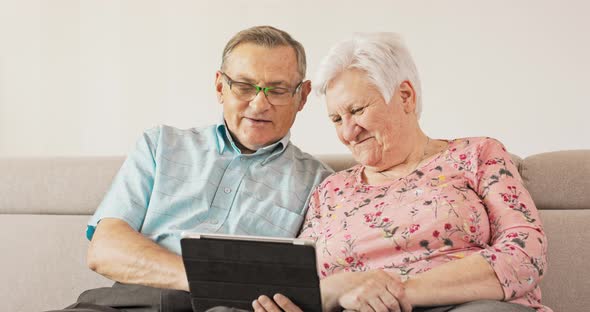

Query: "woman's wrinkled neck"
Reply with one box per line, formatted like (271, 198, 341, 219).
(362, 128, 429, 184)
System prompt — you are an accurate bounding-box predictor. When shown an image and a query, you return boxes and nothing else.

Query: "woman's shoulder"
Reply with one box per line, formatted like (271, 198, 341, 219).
(444, 137, 516, 168)
(449, 136, 507, 153)
(315, 164, 362, 188)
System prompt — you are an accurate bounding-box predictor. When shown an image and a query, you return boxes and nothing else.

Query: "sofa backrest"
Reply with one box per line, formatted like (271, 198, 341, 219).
(1, 151, 589, 312)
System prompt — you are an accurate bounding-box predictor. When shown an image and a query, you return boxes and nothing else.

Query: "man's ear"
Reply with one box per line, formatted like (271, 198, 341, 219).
(215, 71, 224, 104)
(296, 80, 312, 111)
(398, 80, 416, 114)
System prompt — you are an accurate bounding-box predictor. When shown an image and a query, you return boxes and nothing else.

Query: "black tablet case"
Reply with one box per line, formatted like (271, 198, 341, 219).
(180, 237, 322, 312)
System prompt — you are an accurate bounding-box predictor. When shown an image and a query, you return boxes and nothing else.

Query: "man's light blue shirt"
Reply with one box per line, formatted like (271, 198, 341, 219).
(88, 122, 332, 254)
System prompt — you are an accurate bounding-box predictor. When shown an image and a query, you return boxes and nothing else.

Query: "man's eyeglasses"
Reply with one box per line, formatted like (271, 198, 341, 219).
(220, 72, 303, 106)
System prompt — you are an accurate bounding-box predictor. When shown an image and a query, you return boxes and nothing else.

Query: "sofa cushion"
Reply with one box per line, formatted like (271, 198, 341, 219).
(522, 150, 590, 210)
(538, 209, 590, 312)
(0, 214, 112, 312)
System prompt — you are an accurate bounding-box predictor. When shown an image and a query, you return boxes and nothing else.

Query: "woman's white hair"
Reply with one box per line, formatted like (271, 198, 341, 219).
(314, 32, 423, 118)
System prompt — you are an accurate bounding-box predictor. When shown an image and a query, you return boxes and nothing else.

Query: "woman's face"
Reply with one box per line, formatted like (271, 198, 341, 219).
(325, 69, 417, 170)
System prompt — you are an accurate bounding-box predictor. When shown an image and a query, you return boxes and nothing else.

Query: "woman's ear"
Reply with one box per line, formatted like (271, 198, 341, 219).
(398, 80, 416, 114)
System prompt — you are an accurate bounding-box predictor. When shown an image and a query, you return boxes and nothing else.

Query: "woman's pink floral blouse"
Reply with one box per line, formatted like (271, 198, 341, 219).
(299, 137, 551, 311)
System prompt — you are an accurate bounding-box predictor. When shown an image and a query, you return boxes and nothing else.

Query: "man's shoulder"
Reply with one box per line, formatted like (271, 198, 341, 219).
(141, 124, 217, 146)
(279, 143, 334, 173)
(146, 124, 215, 137)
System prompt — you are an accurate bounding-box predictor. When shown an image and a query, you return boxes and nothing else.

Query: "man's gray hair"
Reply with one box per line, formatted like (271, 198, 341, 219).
(221, 25, 307, 79)
(314, 32, 423, 118)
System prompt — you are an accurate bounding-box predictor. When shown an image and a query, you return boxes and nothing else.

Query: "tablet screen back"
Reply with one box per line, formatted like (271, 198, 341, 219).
(180, 235, 321, 312)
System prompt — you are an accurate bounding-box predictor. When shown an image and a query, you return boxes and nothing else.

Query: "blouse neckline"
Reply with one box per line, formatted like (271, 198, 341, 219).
(356, 138, 457, 187)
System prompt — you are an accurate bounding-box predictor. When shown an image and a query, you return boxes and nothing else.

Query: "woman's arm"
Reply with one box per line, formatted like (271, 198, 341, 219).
(470, 139, 548, 300)
(403, 138, 547, 307)
(404, 253, 503, 307)
(400, 138, 547, 308)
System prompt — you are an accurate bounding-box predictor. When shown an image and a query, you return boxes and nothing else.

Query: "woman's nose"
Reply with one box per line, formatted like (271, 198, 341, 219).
(341, 118, 360, 142)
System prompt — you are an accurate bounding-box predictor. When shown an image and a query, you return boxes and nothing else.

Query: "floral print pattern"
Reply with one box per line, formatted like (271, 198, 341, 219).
(299, 137, 551, 311)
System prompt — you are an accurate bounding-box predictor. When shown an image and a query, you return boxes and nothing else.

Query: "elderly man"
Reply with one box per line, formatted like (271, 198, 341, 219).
(46, 25, 332, 312)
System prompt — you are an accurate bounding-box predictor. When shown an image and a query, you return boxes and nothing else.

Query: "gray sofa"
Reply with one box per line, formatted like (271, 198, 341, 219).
(1, 151, 589, 312)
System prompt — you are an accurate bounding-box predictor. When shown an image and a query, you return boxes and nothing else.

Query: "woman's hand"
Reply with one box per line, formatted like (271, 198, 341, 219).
(252, 270, 412, 312)
(338, 270, 412, 312)
(252, 293, 303, 312)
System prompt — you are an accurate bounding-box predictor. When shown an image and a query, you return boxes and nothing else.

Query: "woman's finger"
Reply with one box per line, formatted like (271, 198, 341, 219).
(378, 290, 401, 312)
(359, 303, 376, 312)
(367, 295, 390, 312)
(385, 280, 411, 312)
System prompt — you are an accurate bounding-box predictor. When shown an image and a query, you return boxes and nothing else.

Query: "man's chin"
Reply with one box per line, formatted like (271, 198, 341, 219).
(237, 138, 277, 153)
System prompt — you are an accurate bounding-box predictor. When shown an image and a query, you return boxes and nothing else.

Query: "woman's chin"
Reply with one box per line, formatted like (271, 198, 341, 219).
(354, 152, 380, 167)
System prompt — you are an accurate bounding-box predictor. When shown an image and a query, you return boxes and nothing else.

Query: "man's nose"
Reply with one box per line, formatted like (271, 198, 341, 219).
(249, 90, 272, 112)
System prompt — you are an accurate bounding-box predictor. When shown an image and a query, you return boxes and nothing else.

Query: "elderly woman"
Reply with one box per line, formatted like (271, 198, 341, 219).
(253, 33, 550, 312)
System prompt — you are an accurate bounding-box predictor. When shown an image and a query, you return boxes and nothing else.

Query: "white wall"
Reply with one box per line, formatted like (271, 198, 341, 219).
(1, 0, 589, 158)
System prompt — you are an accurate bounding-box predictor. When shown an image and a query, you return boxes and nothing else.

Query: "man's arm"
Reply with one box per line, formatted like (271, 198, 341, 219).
(86, 218, 189, 291)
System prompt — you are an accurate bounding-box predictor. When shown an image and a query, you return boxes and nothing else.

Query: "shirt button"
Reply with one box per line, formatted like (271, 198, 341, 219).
(224, 187, 231, 194)
(209, 219, 218, 225)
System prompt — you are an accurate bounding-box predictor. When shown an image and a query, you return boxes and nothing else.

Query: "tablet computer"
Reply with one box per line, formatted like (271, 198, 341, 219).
(180, 232, 321, 312)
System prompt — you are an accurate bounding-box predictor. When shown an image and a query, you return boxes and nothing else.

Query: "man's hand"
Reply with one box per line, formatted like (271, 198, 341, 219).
(338, 270, 412, 312)
(252, 294, 303, 312)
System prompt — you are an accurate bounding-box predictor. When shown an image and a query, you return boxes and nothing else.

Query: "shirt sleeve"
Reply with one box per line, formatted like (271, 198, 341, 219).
(469, 138, 548, 300)
(86, 127, 160, 240)
(298, 182, 325, 242)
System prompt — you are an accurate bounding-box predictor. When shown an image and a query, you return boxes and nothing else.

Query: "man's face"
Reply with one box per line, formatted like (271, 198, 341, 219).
(215, 43, 310, 153)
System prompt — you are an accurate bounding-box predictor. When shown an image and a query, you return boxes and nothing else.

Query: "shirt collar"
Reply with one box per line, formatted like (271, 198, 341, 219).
(214, 117, 290, 165)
